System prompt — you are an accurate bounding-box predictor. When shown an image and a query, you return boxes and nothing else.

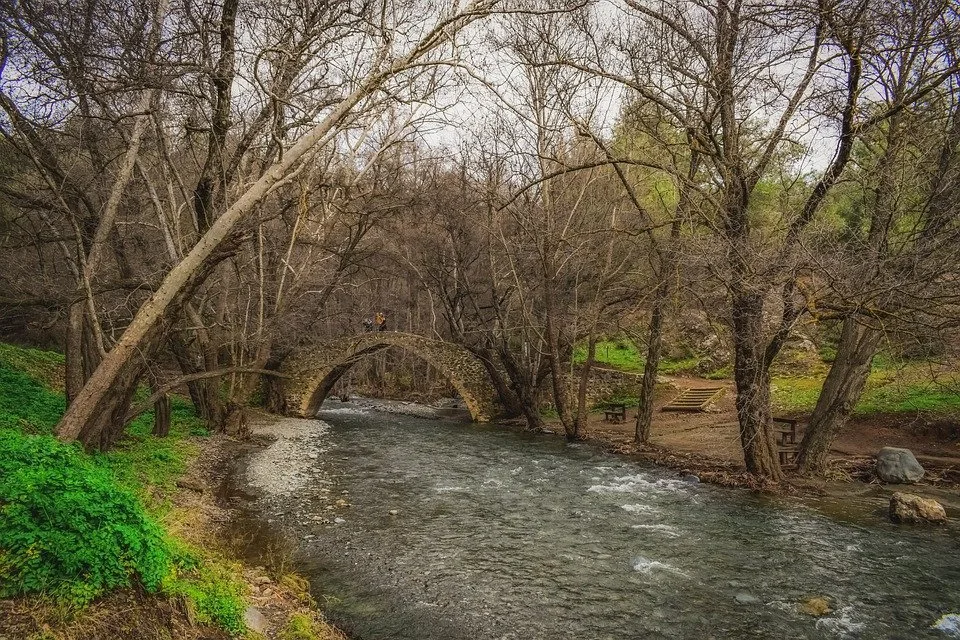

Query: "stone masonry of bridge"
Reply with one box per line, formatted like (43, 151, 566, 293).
(278, 332, 501, 422)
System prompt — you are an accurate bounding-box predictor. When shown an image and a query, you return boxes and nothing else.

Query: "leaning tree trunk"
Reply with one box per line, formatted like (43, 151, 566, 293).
(77, 356, 144, 451)
(796, 317, 881, 475)
(731, 292, 783, 480)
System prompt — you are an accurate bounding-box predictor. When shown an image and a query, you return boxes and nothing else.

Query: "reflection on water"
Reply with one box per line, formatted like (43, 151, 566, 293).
(246, 404, 960, 640)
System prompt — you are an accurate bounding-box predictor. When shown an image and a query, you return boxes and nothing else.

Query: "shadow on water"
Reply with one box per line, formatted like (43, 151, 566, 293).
(228, 404, 960, 640)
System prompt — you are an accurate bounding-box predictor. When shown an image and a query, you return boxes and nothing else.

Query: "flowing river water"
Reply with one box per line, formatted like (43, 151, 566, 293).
(238, 402, 960, 639)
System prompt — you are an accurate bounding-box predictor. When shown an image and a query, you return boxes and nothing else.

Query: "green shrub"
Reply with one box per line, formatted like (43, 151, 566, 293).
(0, 429, 171, 606)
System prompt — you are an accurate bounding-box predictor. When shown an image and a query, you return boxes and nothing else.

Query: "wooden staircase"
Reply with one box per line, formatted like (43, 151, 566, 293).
(661, 387, 724, 412)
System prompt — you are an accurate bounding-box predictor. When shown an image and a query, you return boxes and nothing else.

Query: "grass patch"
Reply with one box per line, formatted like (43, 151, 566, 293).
(0, 342, 247, 634)
(0, 365, 65, 435)
(574, 337, 645, 372)
(858, 380, 960, 414)
(281, 613, 320, 640)
(771, 377, 824, 413)
(658, 356, 701, 375)
(704, 364, 732, 380)
(163, 546, 248, 635)
(772, 364, 960, 417)
(280, 611, 346, 640)
(0, 342, 65, 391)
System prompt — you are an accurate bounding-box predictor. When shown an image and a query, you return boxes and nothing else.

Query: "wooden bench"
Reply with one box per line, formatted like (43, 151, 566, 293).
(603, 403, 627, 423)
(773, 417, 799, 467)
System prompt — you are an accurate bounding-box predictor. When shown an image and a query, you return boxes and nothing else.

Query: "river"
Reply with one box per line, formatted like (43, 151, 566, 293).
(238, 402, 960, 639)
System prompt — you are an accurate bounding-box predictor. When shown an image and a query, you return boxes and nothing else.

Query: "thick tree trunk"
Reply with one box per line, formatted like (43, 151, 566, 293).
(496, 345, 545, 431)
(469, 345, 525, 419)
(544, 277, 575, 438)
(796, 317, 881, 474)
(76, 357, 144, 451)
(731, 292, 783, 480)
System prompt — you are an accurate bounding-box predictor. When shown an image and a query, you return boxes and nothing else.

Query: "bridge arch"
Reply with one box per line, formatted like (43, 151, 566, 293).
(278, 332, 500, 421)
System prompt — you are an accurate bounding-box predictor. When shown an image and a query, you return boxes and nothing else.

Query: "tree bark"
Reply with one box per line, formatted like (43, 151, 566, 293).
(76, 356, 144, 451)
(796, 317, 881, 474)
(573, 335, 596, 438)
(65, 304, 102, 404)
(496, 344, 545, 431)
(169, 333, 226, 430)
(469, 344, 525, 418)
(193, 0, 239, 234)
(152, 393, 172, 437)
(731, 292, 783, 479)
(544, 279, 573, 438)
(636, 281, 667, 443)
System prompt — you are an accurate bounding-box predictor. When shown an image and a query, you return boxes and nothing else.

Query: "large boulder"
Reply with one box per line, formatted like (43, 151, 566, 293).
(876, 447, 925, 484)
(889, 492, 947, 524)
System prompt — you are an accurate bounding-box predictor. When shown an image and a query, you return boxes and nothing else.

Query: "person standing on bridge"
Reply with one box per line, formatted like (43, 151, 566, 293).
(363, 316, 374, 332)
(375, 312, 387, 332)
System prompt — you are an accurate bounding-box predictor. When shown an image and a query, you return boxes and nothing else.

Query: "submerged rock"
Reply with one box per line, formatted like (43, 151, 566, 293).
(890, 492, 947, 524)
(735, 593, 760, 604)
(800, 596, 833, 617)
(876, 447, 925, 484)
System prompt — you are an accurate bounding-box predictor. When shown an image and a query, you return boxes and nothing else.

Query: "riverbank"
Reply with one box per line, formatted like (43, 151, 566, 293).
(0, 342, 347, 640)
(545, 374, 960, 500)
(1, 432, 347, 640)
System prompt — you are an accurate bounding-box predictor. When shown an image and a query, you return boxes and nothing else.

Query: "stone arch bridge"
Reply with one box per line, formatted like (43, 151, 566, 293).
(278, 332, 500, 421)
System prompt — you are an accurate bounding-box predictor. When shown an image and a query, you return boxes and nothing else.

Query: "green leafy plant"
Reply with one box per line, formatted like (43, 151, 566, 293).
(0, 342, 253, 635)
(0, 429, 171, 606)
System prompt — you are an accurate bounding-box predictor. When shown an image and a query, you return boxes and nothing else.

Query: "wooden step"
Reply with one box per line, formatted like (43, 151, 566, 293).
(661, 387, 724, 412)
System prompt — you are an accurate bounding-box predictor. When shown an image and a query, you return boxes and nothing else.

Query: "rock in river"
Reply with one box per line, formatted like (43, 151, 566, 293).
(876, 447, 925, 484)
(800, 596, 833, 617)
(889, 492, 947, 524)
